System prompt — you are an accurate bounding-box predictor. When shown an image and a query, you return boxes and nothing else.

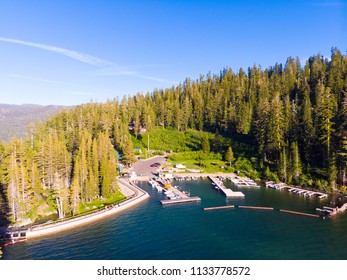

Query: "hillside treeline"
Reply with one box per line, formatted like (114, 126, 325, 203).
(0, 48, 346, 225)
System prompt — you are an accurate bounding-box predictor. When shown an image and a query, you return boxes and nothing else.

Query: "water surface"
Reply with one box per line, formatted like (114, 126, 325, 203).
(3, 179, 347, 260)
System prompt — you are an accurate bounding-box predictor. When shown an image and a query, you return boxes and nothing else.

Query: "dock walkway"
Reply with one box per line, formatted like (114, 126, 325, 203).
(316, 203, 347, 217)
(208, 176, 244, 197)
(265, 182, 328, 199)
(160, 184, 201, 205)
(230, 177, 260, 188)
(161, 197, 201, 205)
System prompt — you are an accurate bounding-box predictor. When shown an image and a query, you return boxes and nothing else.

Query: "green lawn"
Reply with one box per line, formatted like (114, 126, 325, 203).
(78, 191, 126, 214)
(168, 159, 228, 173)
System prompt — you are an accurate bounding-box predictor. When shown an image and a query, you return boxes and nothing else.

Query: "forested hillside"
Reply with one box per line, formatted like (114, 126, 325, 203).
(0, 104, 65, 142)
(0, 48, 346, 225)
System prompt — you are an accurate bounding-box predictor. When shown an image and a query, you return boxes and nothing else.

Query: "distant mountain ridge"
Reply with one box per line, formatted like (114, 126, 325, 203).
(0, 104, 66, 142)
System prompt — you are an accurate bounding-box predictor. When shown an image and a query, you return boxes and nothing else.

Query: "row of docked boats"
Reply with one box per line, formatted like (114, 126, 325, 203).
(316, 203, 347, 217)
(229, 176, 260, 188)
(265, 181, 328, 199)
(211, 177, 224, 190)
(148, 180, 164, 192)
(174, 176, 198, 181)
(265, 182, 286, 190)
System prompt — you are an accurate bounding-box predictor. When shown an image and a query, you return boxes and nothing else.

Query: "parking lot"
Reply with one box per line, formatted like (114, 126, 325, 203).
(131, 156, 167, 176)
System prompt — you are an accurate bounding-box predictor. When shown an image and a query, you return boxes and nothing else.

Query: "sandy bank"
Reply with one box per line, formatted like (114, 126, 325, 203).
(26, 179, 149, 239)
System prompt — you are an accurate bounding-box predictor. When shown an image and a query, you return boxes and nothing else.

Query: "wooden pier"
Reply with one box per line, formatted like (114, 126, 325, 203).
(208, 176, 245, 197)
(161, 197, 201, 205)
(265, 182, 328, 199)
(238, 205, 273, 211)
(316, 203, 347, 217)
(204, 205, 235, 211)
(160, 183, 201, 205)
(279, 209, 320, 218)
(230, 177, 260, 188)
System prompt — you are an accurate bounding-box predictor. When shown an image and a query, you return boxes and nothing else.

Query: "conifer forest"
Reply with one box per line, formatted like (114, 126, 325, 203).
(0, 48, 347, 225)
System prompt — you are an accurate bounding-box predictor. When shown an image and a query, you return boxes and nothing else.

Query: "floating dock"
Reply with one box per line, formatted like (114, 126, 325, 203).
(265, 182, 328, 199)
(209, 176, 245, 197)
(204, 205, 235, 211)
(230, 177, 260, 188)
(204, 204, 322, 218)
(160, 183, 201, 205)
(316, 203, 347, 217)
(238, 205, 273, 211)
(279, 209, 320, 218)
(161, 197, 201, 205)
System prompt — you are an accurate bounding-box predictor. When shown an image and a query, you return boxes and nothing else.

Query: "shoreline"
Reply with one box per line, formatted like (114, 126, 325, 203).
(23, 179, 149, 239)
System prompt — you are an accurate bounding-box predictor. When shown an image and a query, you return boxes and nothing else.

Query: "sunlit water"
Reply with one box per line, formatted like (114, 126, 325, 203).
(3, 179, 347, 259)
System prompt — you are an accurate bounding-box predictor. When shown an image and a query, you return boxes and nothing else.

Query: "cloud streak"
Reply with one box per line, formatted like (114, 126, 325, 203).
(0, 36, 113, 66)
(95, 68, 176, 84)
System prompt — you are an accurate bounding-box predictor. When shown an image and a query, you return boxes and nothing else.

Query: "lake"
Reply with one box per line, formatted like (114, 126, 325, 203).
(3, 178, 347, 260)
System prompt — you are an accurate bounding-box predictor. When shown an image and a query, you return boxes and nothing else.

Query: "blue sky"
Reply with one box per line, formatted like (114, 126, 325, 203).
(0, 0, 346, 105)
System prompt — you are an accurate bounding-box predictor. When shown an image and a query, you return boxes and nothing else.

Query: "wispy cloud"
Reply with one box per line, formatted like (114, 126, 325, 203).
(95, 67, 176, 84)
(0, 36, 113, 66)
(1, 36, 175, 86)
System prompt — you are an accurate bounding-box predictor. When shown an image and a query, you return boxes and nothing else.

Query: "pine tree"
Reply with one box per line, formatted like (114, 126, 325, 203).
(267, 92, 284, 159)
(202, 136, 210, 153)
(225, 146, 235, 168)
(300, 80, 315, 164)
(213, 129, 221, 152)
(289, 141, 302, 181)
(336, 86, 347, 185)
(122, 135, 135, 166)
(315, 82, 336, 164)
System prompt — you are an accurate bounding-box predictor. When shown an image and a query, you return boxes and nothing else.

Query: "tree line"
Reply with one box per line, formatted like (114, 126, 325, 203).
(0, 48, 346, 225)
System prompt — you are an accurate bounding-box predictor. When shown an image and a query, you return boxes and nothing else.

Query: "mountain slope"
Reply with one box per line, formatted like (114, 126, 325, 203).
(0, 104, 65, 142)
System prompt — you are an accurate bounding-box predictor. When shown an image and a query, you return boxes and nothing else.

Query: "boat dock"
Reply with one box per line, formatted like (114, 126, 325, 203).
(265, 182, 328, 199)
(160, 184, 201, 205)
(230, 177, 260, 188)
(161, 197, 201, 205)
(204, 205, 273, 211)
(148, 180, 165, 192)
(238, 205, 273, 210)
(204, 205, 235, 211)
(279, 209, 320, 218)
(0, 227, 27, 240)
(316, 203, 347, 217)
(208, 176, 245, 197)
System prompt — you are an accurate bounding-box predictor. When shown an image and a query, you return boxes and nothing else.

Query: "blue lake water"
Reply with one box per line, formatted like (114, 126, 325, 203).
(3, 179, 347, 259)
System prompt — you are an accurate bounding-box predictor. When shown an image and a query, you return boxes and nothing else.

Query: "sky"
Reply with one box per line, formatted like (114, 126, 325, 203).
(0, 0, 346, 106)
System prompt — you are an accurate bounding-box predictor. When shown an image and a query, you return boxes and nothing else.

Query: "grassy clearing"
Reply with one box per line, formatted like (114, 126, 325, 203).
(168, 159, 228, 173)
(78, 191, 126, 214)
(136, 127, 216, 152)
(133, 127, 261, 178)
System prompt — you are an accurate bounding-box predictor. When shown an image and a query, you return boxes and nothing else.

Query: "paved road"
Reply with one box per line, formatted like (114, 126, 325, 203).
(131, 156, 166, 176)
